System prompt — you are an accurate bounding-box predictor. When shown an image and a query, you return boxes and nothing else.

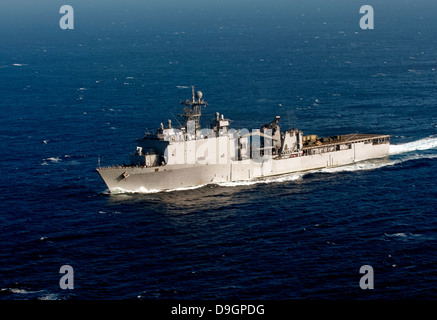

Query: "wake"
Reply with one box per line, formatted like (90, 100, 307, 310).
(389, 136, 437, 155)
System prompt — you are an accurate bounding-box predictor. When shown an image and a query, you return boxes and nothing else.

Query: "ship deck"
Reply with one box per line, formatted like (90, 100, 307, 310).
(302, 133, 390, 150)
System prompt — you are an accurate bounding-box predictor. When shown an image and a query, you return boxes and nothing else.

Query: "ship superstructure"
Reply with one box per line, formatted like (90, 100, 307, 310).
(97, 88, 390, 192)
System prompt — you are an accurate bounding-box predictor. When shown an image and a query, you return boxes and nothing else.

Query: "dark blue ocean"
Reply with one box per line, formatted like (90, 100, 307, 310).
(1, 0, 436, 300)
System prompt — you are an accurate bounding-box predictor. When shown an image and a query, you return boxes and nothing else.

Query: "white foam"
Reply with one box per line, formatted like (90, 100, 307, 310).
(113, 174, 302, 193)
(370, 72, 389, 77)
(388, 233, 408, 237)
(38, 293, 61, 300)
(218, 172, 302, 188)
(320, 153, 437, 175)
(112, 186, 161, 194)
(216, 180, 259, 187)
(111, 184, 207, 194)
(384, 232, 423, 239)
(9, 288, 31, 294)
(165, 184, 206, 192)
(44, 157, 61, 162)
(318, 160, 395, 174)
(389, 136, 437, 155)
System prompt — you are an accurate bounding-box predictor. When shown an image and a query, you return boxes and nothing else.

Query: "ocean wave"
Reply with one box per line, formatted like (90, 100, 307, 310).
(37, 293, 63, 300)
(370, 72, 389, 77)
(389, 136, 437, 155)
(111, 184, 207, 194)
(217, 173, 302, 188)
(8, 288, 31, 294)
(320, 153, 436, 175)
(112, 186, 161, 194)
(318, 160, 394, 174)
(384, 232, 424, 240)
(1, 287, 63, 300)
(41, 157, 62, 165)
(1, 287, 40, 296)
(165, 185, 206, 192)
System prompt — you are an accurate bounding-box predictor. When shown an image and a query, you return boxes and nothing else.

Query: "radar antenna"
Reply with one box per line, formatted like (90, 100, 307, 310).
(180, 85, 207, 131)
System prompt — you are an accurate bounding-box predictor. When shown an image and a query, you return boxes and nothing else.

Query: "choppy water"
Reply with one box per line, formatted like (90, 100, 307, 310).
(1, 0, 436, 300)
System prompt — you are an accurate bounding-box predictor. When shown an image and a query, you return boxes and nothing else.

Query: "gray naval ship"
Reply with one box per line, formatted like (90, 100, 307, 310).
(97, 87, 390, 193)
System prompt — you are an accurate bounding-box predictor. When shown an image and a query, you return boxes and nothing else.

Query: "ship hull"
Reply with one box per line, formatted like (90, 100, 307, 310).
(97, 140, 390, 193)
